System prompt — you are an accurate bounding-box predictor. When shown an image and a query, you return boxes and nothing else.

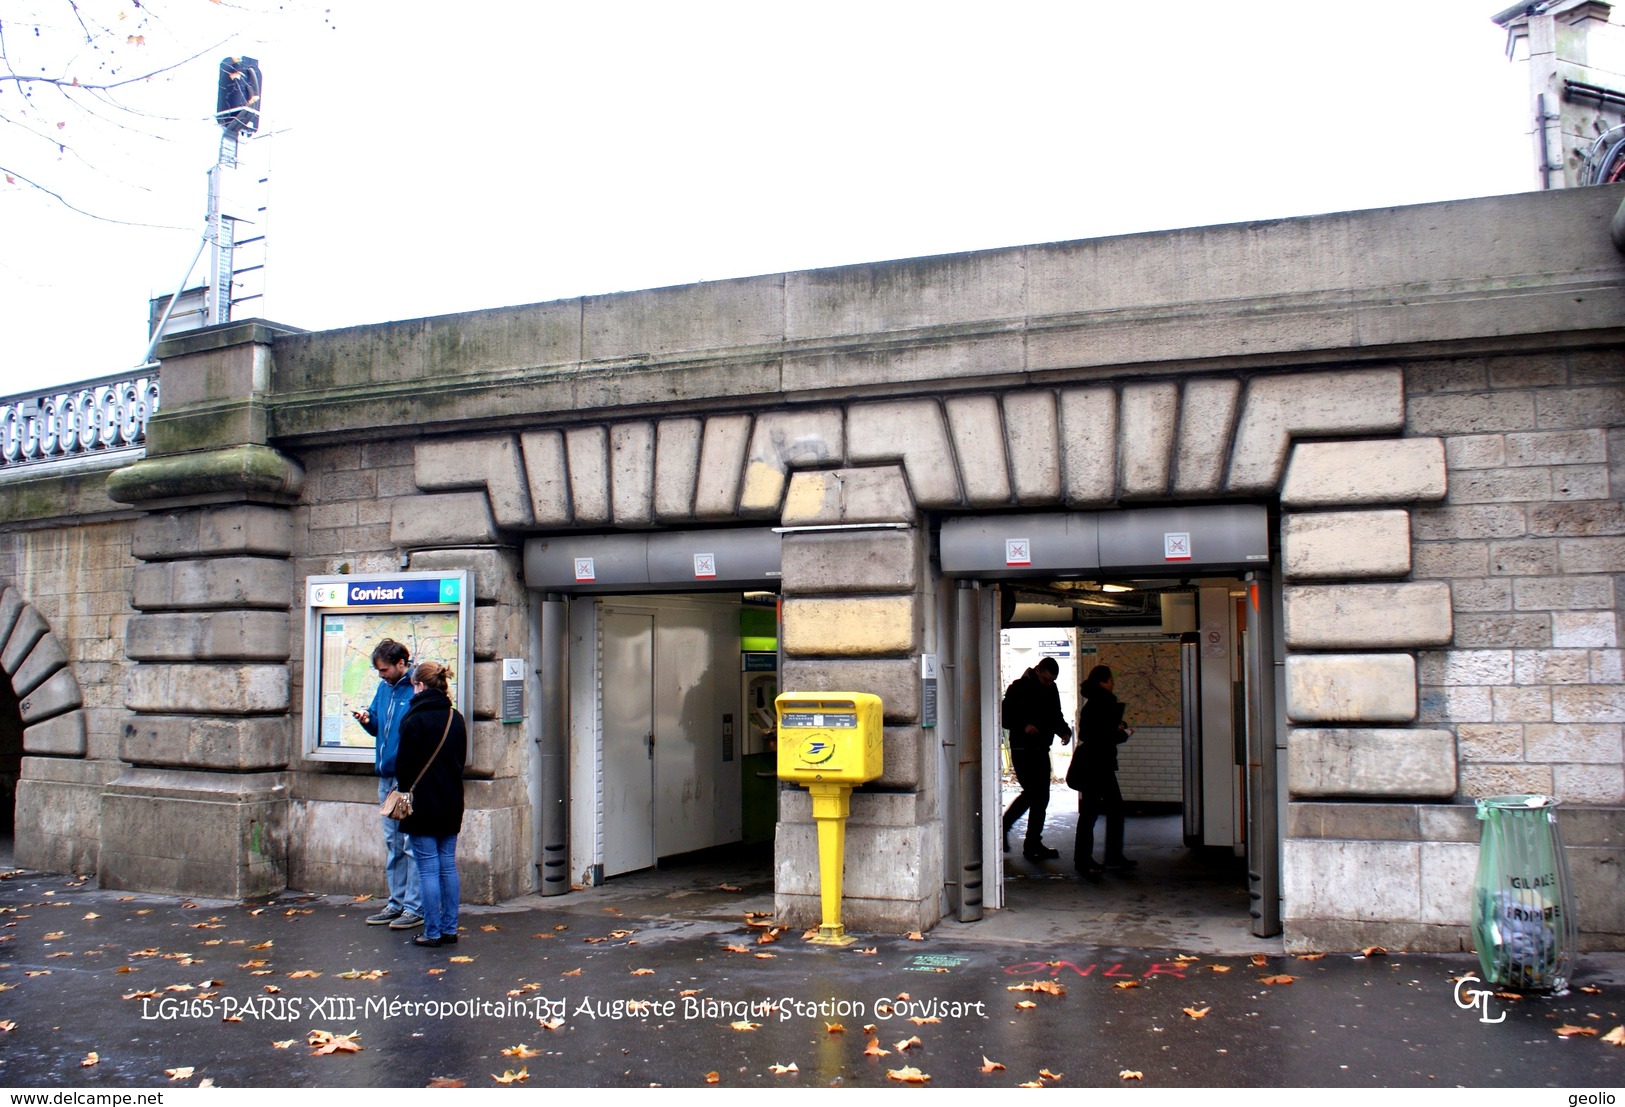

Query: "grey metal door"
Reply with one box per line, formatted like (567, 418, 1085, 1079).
(602, 611, 655, 876)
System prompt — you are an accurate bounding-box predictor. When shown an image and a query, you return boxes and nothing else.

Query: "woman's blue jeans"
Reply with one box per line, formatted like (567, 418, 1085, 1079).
(408, 833, 459, 940)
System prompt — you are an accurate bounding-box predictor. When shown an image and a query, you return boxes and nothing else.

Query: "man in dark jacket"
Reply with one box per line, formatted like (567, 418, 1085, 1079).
(1001, 656, 1072, 860)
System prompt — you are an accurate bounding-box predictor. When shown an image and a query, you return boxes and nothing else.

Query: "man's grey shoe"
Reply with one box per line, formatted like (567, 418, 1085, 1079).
(387, 912, 425, 930)
(365, 906, 404, 926)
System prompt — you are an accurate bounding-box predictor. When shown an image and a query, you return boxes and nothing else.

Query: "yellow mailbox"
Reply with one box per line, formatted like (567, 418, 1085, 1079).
(776, 692, 884, 784)
(776, 692, 884, 945)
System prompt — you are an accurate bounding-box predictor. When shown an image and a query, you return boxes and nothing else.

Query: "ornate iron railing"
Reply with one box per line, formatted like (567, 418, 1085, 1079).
(0, 371, 160, 472)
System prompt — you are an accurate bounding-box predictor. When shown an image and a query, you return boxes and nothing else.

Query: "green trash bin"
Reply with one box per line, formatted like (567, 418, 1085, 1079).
(1470, 794, 1579, 993)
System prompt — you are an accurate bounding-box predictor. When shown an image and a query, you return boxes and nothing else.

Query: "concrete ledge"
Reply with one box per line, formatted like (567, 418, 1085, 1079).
(1285, 919, 1470, 954)
(106, 445, 305, 505)
(1288, 728, 1457, 799)
(119, 714, 290, 771)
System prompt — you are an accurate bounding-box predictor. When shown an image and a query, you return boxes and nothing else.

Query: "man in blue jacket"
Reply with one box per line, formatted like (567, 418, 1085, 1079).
(352, 639, 424, 929)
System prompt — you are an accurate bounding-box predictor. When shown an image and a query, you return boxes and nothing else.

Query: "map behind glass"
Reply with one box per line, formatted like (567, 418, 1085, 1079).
(318, 611, 463, 748)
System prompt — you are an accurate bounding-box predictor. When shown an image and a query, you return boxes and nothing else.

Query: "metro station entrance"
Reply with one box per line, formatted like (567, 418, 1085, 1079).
(940, 505, 1284, 939)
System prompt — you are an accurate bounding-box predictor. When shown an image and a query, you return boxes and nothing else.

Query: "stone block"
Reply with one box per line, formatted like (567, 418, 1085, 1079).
(1417, 649, 1512, 685)
(873, 725, 929, 790)
(1406, 391, 1536, 435)
(132, 557, 293, 612)
(739, 409, 844, 516)
(1413, 540, 1489, 578)
(1281, 438, 1446, 506)
(22, 709, 86, 755)
(1417, 803, 1479, 842)
(519, 429, 571, 526)
(414, 434, 533, 528)
(1551, 464, 1611, 501)
(1514, 575, 1615, 611)
(781, 466, 916, 526)
(1172, 377, 1242, 496)
(1287, 801, 1420, 841)
(945, 395, 1013, 507)
(131, 504, 294, 561)
(610, 421, 656, 527)
(652, 417, 703, 522)
(1411, 504, 1528, 541)
(1283, 582, 1453, 649)
(473, 603, 526, 662)
(781, 530, 918, 595)
(409, 548, 525, 607)
(126, 662, 290, 714)
(1524, 723, 1623, 763)
(119, 714, 290, 771)
(0, 605, 47, 674)
(782, 596, 917, 658)
(1528, 500, 1625, 537)
(97, 768, 290, 899)
(1447, 467, 1552, 504)
(9, 631, 66, 698)
(564, 426, 610, 525)
(1444, 434, 1506, 470)
(999, 390, 1063, 504)
(780, 658, 921, 723)
(0, 586, 24, 648)
(1119, 382, 1179, 498)
(1506, 429, 1608, 466)
(286, 794, 380, 896)
(1513, 648, 1591, 685)
(1285, 654, 1417, 723)
(1282, 510, 1411, 580)
(1570, 840, 1625, 935)
(1491, 685, 1551, 722)
(1229, 368, 1405, 494)
(847, 401, 962, 508)
(390, 492, 497, 548)
(1418, 841, 1479, 925)
(466, 719, 525, 780)
(1449, 579, 1512, 612)
(694, 414, 753, 519)
(1456, 724, 1524, 762)
(1594, 649, 1623, 683)
(472, 660, 500, 720)
(1537, 385, 1625, 430)
(1457, 762, 1554, 798)
(1558, 536, 1625, 574)
(13, 757, 119, 874)
(1282, 838, 1420, 921)
(1553, 684, 1625, 723)
(1287, 728, 1456, 799)
(1058, 386, 1117, 506)
(126, 611, 290, 662)
(1553, 764, 1625, 804)
(774, 816, 941, 931)
(1489, 539, 1558, 576)
(18, 666, 83, 723)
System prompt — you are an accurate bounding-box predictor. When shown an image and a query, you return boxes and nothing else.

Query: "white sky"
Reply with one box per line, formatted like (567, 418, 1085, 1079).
(1, 1, 1535, 397)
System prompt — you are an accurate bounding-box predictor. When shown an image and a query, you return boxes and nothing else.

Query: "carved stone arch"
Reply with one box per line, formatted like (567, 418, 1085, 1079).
(0, 584, 87, 843)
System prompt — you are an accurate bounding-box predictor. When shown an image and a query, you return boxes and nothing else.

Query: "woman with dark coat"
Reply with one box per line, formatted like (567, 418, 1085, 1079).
(392, 660, 467, 948)
(1072, 665, 1135, 875)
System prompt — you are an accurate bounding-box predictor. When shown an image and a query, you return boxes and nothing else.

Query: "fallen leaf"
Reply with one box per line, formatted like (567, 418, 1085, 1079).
(287, 971, 321, 979)
(263, 985, 281, 994)
(335, 969, 387, 981)
(554, 924, 569, 931)
(307, 1029, 363, 1055)
(1008, 980, 1065, 995)
(82, 1052, 100, 1067)
(731, 1021, 761, 1032)
(198, 1080, 215, 1089)
(768, 1062, 798, 1075)
(679, 989, 700, 997)
(608, 929, 634, 940)
(562, 968, 582, 977)
(906, 931, 924, 941)
(630, 968, 654, 976)
(802, 928, 820, 941)
(1556, 1025, 1600, 1038)
(1173, 953, 1200, 962)
(718, 883, 741, 892)
(855, 947, 878, 956)
(271, 1040, 295, 1049)
(1183, 1006, 1211, 1019)
(480, 924, 501, 932)
(1209, 965, 1232, 973)
(887, 1066, 930, 1084)
(538, 1017, 565, 1030)
(448, 956, 474, 964)
(704, 1071, 720, 1084)
(83, 913, 100, 920)
(1579, 985, 1604, 995)
(754, 952, 776, 960)
(826, 1022, 845, 1034)
(1259, 974, 1296, 986)
(862, 1024, 877, 1034)
(1018, 1080, 1044, 1088)
(724, 944, 751, 954)
(248, 941, 273, 950)
(1251, 954, 1269, 967)
(165, 1067, 195, 1080)
(491, 1068, 529, 1084)
(426, 1077, 465, 1088)
(24, 970, 50, 977)
(864, 1039, 891, 1057)
(1040, 1068, 1064, 1081)
(1602, 1025, 1625, 1046)
(979, 1056, 1004, 1073)
(1360, 946, 1388, 958)
(502, 1044, 540, 1058)
(1120, 1069, 1143, 1081)
(894, 1035, 922, 1051)
(907, 1016, 941, 1025)
(1112, 980, 1139, 989)
(1296, 953, 1325, 961)
(1015, 1000, 1038, 1009)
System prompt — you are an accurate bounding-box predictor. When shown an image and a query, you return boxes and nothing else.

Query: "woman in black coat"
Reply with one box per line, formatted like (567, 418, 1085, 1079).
(393, 660, 467, 947)
(1072, 665, 1135, 875)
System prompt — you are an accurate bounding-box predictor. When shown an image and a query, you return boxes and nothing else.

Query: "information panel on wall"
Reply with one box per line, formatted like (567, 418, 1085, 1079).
(302, 571, 474, 763)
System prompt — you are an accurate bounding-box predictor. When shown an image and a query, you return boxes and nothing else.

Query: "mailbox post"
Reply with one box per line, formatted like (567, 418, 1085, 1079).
(776, 692, 883, 945)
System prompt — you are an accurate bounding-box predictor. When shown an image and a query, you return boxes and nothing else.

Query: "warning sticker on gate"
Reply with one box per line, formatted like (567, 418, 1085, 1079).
(574, 557, 596, 582)
(1164, 532, 1191, 561)
(694, 553, 717, 578)
(1005, 538, 1031, 566)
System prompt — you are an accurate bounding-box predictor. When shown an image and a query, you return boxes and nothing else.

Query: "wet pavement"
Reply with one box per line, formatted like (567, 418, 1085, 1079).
(1, 864, 1622, 1090)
